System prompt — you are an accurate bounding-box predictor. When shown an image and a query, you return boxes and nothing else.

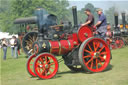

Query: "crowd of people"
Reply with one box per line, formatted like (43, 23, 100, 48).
(1, 36, 20, 60)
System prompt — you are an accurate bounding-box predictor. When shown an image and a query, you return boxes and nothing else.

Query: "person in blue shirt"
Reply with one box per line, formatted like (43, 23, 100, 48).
(94, 8, 107, 40)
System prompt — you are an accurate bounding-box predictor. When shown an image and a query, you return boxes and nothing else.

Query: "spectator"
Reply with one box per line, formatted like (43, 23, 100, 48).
(10, 36, 15, 57)
(1, 38, 8, 60)
(10, 36, 18, 58)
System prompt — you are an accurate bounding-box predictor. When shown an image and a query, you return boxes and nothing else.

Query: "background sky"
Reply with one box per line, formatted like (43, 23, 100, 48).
(68, 0, 128, 13)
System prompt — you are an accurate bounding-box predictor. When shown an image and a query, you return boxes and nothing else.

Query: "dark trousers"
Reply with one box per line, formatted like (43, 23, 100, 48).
(96, 25, 107, 41)
(3, 46, 7, 60)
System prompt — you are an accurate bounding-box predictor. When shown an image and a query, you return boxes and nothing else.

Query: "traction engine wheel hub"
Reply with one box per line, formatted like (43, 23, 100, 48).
(93, 52, 100, 58)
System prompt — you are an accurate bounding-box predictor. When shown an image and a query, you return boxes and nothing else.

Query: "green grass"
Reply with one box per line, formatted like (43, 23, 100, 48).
(1, 47, 128, 85)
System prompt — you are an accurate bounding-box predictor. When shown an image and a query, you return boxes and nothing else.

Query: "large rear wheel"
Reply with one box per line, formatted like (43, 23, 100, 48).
(22, 32, 38, 56)
(79, 37, 111, 72)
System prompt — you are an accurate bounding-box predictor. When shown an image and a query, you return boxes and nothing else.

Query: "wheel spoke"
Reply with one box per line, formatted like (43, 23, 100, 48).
(37, 67, 41, 73)
(45, 56, 48, 62)
(99, 46, 105, 52)
(98, 59, 103, 66)
(93, 41, 96, 51)
(86, 57, 93, 65)
(83, 55, 91, 58)
(99, 56, 105, 61)
(95, 42, 100, 51)
(41, 68, 46, 75)
(96, 59, 98, 69)
(49, 66, 55, 70)
(39, 57, 44, 64)
(90, 59, 93, 69)
(43, 70, 47, 76)
(84, 49, 92, 54)
(48, 69, 52, 74)
(49, 62, 55, 66)
(100, 52, 107, 55)
(36, 62, 43, 66)
(88, 44, 93, 51)
(47, 57, 52, 64)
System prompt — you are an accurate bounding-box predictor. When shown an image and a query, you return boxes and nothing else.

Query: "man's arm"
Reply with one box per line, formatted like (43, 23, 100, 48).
(81, 20, 91, 26)
(95, 14, 105, 27)
(94, 21, 102, 27)
(81, 14, 93, 26)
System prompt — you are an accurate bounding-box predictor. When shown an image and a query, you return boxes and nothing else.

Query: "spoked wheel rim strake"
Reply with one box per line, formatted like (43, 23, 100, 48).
(79, 37, 111, 72)
(34, 53, 58, 79)
(26, 54, 36, 77)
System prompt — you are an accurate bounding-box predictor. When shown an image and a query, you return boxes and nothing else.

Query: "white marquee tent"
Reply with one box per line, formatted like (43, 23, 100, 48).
(0, 32, 18, 39)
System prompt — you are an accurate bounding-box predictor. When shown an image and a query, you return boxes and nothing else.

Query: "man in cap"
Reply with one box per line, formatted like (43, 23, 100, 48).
(81, 8, 94, 27)
(94, 8, 107, 40)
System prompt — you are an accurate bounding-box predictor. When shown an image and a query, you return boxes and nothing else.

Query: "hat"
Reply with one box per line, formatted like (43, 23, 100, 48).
(85, 8, 91, 12)
(96, 8, 103, 12)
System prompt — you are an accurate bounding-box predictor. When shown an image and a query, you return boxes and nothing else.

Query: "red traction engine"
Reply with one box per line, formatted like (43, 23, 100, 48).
(106, 13, 125, 49)
(14, 6, 111, 79)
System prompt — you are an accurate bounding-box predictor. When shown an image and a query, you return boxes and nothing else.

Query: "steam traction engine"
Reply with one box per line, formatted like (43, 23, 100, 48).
(106, 13, 125, 49)
(14, 7, 111, 79)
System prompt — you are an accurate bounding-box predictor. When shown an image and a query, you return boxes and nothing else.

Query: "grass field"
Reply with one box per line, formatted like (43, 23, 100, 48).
(1, 47, 128, 85)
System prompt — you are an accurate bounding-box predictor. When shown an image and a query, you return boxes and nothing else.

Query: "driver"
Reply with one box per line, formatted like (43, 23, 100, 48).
(81, 8, 94, 27)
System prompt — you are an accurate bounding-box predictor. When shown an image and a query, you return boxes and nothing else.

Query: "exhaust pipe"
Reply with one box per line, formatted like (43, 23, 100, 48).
(114, 12, 118, 29)
(72, 6, 78, 29)
(121, 12, 126, 27)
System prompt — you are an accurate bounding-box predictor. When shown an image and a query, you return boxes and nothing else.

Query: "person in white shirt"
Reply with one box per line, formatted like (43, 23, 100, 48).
(10, 36, 16, 58)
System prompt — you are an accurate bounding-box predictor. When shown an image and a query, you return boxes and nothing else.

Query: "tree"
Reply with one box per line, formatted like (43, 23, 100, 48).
(105, 6, 116, 26)
(0, 0, 69, 33)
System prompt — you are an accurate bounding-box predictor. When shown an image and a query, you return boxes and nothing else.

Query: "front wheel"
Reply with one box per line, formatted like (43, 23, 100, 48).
(79, 37, 111, 72)
(33, 53, 58, 79)
(26, 54, 37, 77)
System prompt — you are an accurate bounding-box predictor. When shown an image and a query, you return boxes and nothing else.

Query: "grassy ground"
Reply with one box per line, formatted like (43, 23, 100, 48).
(1, 47, 128, 85)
